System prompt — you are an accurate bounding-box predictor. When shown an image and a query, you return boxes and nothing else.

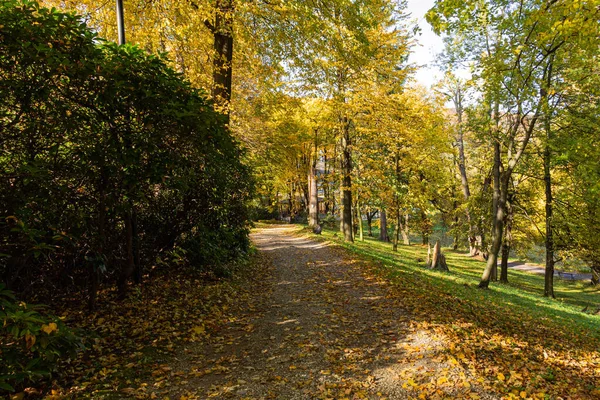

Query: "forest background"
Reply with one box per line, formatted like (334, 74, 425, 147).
(1, 0, 600, 396)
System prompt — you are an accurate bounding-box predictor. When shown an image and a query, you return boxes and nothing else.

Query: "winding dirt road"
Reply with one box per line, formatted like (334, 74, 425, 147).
(168, 225, 494, 399)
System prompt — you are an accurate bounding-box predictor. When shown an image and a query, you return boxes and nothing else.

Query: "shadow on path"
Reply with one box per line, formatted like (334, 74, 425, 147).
(161, 225, 497, 399)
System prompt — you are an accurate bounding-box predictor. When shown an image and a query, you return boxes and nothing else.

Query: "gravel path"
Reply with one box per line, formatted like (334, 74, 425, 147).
(168, 225, 494, 399)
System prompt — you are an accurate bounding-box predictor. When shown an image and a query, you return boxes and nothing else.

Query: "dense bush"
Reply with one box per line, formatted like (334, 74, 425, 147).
(0, 0, 252, 307)
(0, 284, 83, 392)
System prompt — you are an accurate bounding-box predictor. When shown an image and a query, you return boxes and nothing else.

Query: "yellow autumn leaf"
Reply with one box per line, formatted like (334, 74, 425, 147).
(25, 333, 36, 349)
(192, 325, 205, 334)
(520, 391, 527, 398)
(42, 322, 58, 334)
(497, 372, 506, 382)
(437, 376, 448, 385)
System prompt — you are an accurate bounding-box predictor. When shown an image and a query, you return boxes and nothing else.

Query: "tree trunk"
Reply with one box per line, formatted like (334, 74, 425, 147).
(322, 152, 329, 215)
(309, 132, 319, 227)
(500, 199, 512, 283)
(490, 242, 502, 282)
(453, 84, 478, 255)
(379, 209, 389, 242)
(472, 235, 485, 257)
(543, 60, 555, 299)
(299, 160, 309, 214)
(366, 210, 374, 237)
(210, 0, 234, 124)
(543, 143, 555, 297)
(491, 259, 498, 282)
(479, 140, 506, 288)
(358, 206, 364, 241)
(116, 0, 126, 45)
(393, 209, 400, 251)
(452, 200, 459, 250)
(477, 175, 492, 259)
(278, 192, 283, 218)
(401, 213, 410, 245)
(308, 163, 318, 227)
(339, 176, 344, 233)
(330, 147, 337, 215)
(341, 118, 353, 242)
(426, 243, 432, 266)
(289, 185, 294, 223)
(352, 201, 359, 235)
(479, 55, 545, 286)
(500, 242, 509, 283)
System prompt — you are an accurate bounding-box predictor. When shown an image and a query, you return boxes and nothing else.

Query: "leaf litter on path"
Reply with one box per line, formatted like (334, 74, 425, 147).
(49, 224, 599, 399)
(155, 225, 497, 399)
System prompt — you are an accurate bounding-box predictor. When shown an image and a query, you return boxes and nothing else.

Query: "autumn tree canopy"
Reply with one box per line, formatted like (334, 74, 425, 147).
(2, 0, 600, 394)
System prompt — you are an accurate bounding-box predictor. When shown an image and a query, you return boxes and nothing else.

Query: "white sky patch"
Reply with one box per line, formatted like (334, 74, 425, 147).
(405, 0, 444, 88)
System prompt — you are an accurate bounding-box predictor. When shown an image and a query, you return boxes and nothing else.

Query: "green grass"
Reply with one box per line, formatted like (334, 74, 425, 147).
(315, 226, 600, 340)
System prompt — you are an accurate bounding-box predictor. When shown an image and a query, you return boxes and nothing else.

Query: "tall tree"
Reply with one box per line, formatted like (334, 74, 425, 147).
(436, 74, 481, 255)
(286, 0, 411, 241)
(428, 0, 597, 288)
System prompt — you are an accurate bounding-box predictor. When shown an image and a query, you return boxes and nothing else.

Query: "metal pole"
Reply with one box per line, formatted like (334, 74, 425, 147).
(116, 0, 126, 45)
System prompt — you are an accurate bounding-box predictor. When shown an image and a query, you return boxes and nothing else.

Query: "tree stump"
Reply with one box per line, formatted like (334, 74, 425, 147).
(428, 240, 448, 271)
(313, 224, 322, 235)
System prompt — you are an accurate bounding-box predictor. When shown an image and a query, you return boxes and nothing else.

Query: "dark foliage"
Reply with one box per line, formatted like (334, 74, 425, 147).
(0, 0, 252, 305)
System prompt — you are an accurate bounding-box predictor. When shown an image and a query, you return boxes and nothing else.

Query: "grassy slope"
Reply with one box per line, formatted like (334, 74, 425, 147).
(318, 226, 600, 336)
(305, 225, 600, 399)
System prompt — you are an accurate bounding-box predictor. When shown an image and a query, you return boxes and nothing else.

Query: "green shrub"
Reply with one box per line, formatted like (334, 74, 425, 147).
(0, 284, 83, 393)
(0, 0, 252, 302)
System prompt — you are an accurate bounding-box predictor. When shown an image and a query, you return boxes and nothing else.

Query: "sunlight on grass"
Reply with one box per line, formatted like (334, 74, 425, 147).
(277, 224, 600, 398)
(315, 226, 600, 338)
